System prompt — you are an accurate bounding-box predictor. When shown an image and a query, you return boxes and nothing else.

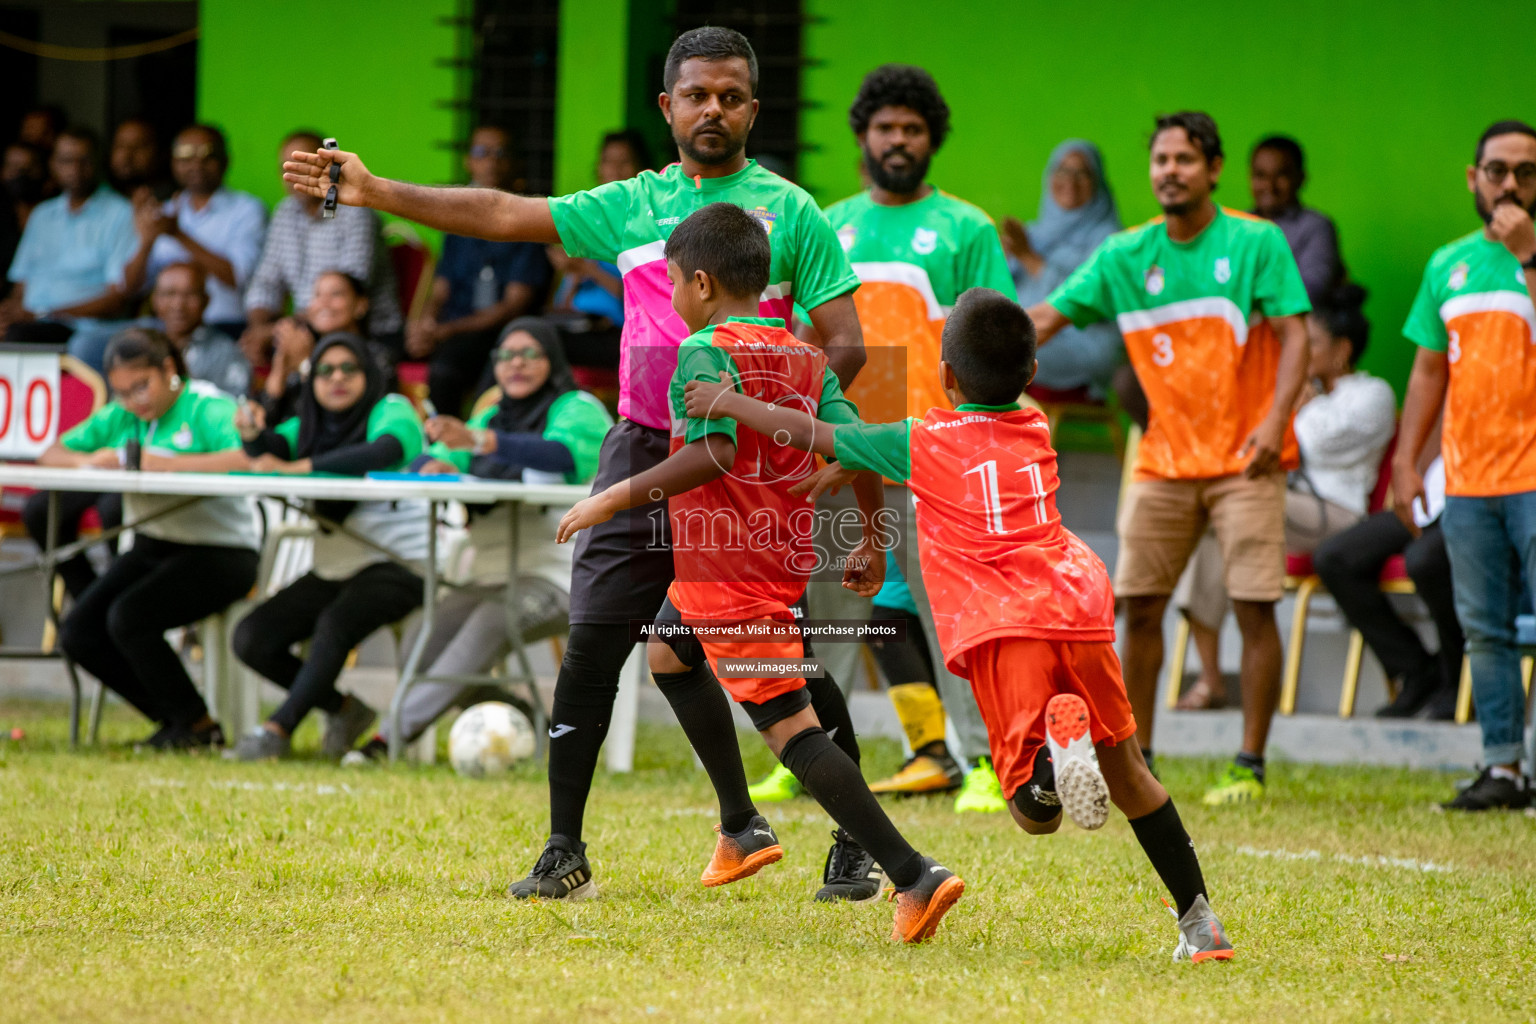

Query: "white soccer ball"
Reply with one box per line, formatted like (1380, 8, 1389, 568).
(448, 701, 535, 778)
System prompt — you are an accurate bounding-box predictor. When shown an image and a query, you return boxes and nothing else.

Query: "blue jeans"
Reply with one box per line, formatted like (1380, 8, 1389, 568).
(1442, 492, 1536, 766)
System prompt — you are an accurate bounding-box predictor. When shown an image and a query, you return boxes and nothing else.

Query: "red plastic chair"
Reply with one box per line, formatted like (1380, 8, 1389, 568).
(1279, 434, 1399, 716)
(1023, 382, 1127, 460)
(385, 222, 436, 416)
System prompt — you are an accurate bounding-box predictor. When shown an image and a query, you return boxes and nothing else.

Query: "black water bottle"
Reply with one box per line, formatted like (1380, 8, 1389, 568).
(123, 438, 141, 470)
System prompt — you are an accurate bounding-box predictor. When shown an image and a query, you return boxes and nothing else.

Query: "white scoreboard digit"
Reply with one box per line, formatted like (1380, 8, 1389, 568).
(0, 351, 62, 460)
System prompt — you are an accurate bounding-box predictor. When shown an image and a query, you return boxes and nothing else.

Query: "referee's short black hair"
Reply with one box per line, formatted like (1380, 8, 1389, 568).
(664, 26, 758, 96)
(848, 64, 951, 150)
(664, 202, 770, 299)
(1152, 110, 1224, 164)
(940, 288, 1037, 406)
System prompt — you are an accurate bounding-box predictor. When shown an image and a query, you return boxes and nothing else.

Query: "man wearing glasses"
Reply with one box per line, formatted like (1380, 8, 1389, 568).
(404, 125, 551, 417)
(1394, 120, 1536, 811)
(123, 124, 268, 338)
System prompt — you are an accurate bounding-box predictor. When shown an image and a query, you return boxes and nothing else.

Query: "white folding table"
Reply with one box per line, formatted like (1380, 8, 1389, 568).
(0, 464, 590, 760)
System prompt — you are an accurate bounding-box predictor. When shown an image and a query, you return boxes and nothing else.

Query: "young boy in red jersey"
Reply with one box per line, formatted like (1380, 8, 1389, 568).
(557, 202, 965, 943)
(684, 286, 1234, 962)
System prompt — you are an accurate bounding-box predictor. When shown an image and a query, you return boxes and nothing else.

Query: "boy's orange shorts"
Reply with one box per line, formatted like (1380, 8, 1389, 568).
(685, 614, 807, 705)
(966, 636, 1138, 800)
(663, 584, 809, 705)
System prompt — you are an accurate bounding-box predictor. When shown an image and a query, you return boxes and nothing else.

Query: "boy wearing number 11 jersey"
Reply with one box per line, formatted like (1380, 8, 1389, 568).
(685, 287, 1233, 962)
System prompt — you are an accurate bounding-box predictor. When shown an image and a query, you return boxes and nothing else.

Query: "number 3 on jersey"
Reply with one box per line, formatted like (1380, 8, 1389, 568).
(963, 458, 1047, 535)
(1151, 331, 1175, 367)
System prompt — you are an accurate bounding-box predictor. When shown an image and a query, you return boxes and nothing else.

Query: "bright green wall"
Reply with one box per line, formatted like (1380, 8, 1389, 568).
(801, 1, 1535, 393)
(197, 0, 460, 244)
(554, 0, 628, 195)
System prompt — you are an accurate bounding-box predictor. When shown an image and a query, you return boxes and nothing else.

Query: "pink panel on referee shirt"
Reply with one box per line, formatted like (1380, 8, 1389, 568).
(617, 255, 796, 431)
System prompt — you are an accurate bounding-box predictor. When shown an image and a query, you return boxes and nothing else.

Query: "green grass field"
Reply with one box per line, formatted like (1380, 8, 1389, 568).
(2, 699, 1534, 1024)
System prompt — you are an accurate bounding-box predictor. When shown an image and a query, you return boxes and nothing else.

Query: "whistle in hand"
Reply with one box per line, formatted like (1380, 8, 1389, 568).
(322, 138, 340, 219)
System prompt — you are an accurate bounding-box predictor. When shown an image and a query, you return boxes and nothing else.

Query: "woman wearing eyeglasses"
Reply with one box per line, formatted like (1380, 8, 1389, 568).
(261, 269, 376, 421)
(37, 328, 258, 750)
(343, 317, 612, 762)
(228, 332, 428, 761)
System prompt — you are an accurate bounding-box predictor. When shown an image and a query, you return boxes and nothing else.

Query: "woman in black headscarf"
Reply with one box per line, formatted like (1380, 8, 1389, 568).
(228, 332, 430, 761)
(343, 317, 612, 762)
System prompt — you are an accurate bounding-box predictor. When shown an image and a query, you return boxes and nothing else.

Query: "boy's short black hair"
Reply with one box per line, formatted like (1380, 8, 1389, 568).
(848, 64, 951, 150)
(940, 288, 1037, 406)
(664, 26, 758, 96)
(664, 202, 770, 299)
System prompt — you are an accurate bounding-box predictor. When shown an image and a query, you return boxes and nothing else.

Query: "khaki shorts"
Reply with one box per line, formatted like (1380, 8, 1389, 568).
(1115, 472, 1286, 603)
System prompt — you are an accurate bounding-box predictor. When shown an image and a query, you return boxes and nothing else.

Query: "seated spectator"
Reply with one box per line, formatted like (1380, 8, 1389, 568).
(1250, 135, 1344, 302)
(261, 269, 377, 420)
(347, 317, 612, 761)
(241, 130, 400, 369)
(17, 105, 65, 155)
(1316, 448, 1460, 720)
(545, 129, 648, 374)
(107, 117, 171, 202)
(37, 328, 258, 749)
(405, 125, 550, 416)
(19, 263, 248, 600)
(1175, 285, 1397, 709)
(152, 263, 251, 396)
(123, 124, 267, 336)
(1004, 139, 1126, 399)
(3, 144, 49, 286)
(595, 128, 650, 185)
(4, 142, 50, 226)
(0, 128, 135, 343)
(229, 333, 426, 761)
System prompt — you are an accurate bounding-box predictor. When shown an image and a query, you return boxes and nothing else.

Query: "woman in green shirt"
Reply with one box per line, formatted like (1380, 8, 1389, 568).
(228, 332, 427, 761)
(345, 317, 611, 761)
(40, 328, 258, 750)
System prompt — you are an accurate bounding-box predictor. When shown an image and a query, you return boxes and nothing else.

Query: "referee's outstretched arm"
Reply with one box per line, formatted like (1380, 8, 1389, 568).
(284, 145, 561, 244)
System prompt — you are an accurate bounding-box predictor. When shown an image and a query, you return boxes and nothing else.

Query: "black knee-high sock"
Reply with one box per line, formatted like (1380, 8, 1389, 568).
(807, 672, 860, 765)
(546, 624, 631, 843)
(778, 726, 923, 888)
(1128, 798, 1207, 917)
(654, 662, 757, 834)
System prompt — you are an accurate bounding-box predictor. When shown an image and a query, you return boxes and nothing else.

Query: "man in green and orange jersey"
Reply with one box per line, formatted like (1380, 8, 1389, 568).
(770, 65, 1015, 813)
(1027, 111, 1311, 807)
(1393, 120, 1536, 812)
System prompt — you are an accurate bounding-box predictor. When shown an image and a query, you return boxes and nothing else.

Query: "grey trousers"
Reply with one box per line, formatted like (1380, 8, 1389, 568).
(386, 585, 511, 744)
(805, 483, 992, 764)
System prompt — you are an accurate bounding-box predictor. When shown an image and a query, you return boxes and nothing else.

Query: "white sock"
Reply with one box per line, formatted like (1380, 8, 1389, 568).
(1488, 765, 1522, 784)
